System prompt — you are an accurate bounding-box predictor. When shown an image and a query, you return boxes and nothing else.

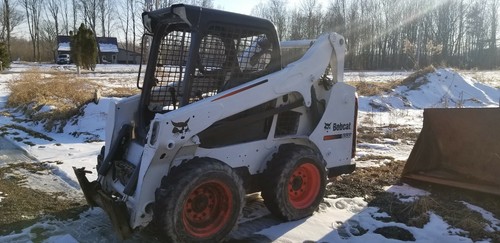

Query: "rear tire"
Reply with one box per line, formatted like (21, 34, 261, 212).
(154, 158, 244, 242)
(262, 144, 326, 220)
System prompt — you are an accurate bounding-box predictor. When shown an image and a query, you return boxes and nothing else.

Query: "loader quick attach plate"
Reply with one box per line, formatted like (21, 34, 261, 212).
(73, 167, 133, 239)
(402, 108, 500, 196)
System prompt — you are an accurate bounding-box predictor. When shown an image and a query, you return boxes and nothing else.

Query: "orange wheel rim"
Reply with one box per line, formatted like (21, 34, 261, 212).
(182, 179, 233, 238)
(287, 162, 321, 209)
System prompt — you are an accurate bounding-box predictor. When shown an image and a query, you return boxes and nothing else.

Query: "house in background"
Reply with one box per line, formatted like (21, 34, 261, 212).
(117, 48, 142, 64)
(98, 37, 119, 63)
(56, 36, 72, 59)
(56, 35, 119, 64)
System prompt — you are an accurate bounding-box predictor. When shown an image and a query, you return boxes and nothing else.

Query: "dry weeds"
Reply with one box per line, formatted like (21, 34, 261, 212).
(357, 125, 419, 144)
(348, 65, 437, 97)
(347, 81, 396, 96)
(7, 70, 97, 120)
(399, 65, 435, 90)
(7, 69, 139, 131)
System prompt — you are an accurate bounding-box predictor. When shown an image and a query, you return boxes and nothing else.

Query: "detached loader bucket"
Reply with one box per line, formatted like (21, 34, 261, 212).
(402, 108, 500, 195)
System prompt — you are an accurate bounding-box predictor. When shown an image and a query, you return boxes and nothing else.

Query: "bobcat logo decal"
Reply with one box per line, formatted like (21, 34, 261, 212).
(172, 118, 190, 137)
(324, 122, 332, 130)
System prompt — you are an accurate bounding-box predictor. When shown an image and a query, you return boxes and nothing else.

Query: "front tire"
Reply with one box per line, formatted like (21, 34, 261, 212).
(262, 144, 326, 221)
(154, 158, 244, 242)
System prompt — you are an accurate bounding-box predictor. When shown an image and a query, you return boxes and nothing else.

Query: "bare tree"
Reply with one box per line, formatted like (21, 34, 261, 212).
(252, 0, 288, 40)
(300, 0, 322, 39)
(46, 0, 60, 35)
(98, 0, 113, 37)
(129, 0, 135, 52)
(105, 0, 114, 37)
(40, 19, 56, 59)
(118, 0, 130, 63)
(72, 0, 78, 31)
(1, 0, 24, 58)
(490, 0, 498, 68)
(79, 0, 98, 34)
(61, 0, 69, 34)
(20, 0, 44, 61)
(189, 0, 213, 7)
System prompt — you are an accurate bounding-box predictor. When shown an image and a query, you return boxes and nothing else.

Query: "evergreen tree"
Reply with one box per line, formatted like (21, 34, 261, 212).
(70, 23, 97, 72)
(0, 42, 11, 70)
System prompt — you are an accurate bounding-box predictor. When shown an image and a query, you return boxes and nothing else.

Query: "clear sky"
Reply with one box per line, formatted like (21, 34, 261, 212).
(213, 0, 257, 14)
(213, 0, 330, 15)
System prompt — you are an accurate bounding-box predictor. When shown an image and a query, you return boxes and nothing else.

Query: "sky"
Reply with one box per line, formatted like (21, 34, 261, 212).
(213, 0, 330, 15)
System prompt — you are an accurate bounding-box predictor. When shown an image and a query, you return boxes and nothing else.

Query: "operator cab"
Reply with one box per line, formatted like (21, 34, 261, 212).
(140, 5, 281, 121)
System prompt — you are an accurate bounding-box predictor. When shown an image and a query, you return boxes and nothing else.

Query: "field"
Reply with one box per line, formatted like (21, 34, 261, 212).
(0, 63, 498, 242)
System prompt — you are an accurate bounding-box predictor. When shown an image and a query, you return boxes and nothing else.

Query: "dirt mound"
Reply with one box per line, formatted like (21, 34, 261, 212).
(359, 68, 499, 111)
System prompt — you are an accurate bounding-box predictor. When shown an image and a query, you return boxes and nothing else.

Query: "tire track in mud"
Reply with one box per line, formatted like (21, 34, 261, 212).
(61, 196, 278, 242)
(0, 137, 37, 166)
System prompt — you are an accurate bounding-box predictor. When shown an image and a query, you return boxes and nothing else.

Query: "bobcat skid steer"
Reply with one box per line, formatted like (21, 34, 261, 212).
(73, 4, 357, 242)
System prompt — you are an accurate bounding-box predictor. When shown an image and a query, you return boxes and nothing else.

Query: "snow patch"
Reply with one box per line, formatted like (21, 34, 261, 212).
(384, 183, 431, 202)
(461, 201, 500, 232)
(360, 68, 499, 112)
(44, 234, 79, 243)
(37, 105, 57, 114)
(64, 97, 119, 139)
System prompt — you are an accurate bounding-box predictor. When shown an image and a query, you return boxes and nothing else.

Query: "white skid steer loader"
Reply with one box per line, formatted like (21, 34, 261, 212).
(73, 4, 358, 242)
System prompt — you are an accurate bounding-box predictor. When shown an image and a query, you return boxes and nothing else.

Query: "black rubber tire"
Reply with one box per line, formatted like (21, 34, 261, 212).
(262, 144, 326, 221)
(154, 158, 245, 242)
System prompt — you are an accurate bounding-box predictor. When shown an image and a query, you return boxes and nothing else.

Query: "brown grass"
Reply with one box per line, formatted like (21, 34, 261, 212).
(357, 125, 419, 144)
(356, 154, 395, 162)
(106, 86, 140, 97)
(6, 69, 139, 131)
(348, 65, 437, 97)
(7, 70, 98, 121)
(399, 65, 436, 90)
(347, 81, 396, 96)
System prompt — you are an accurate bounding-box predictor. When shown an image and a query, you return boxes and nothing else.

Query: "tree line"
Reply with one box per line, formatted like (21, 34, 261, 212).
(0, 0, 213, 63)
(253, 0, 500, 70)
(0, 0, 498, 70)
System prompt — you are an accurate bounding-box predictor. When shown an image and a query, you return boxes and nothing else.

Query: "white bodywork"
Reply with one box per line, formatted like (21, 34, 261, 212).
(101, 32, 356, 229)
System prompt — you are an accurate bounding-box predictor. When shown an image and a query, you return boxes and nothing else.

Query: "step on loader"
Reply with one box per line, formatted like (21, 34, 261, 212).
(73, 4, 358, 241)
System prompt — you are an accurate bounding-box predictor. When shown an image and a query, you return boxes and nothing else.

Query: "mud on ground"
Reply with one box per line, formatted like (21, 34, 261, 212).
(0, 162, 87, 235)
(0, 129, 499, 242)
(328, 160, 500, 242)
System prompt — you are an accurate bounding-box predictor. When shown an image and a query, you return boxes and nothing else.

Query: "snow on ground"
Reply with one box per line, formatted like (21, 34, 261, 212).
(258, 197, 474, 243)
(383, 184, 430, 203)
(359, 68, 499, 111)
(344, 70, 411, 83)
(461, 201, 500, 233)
(0, 63, 498, 242)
